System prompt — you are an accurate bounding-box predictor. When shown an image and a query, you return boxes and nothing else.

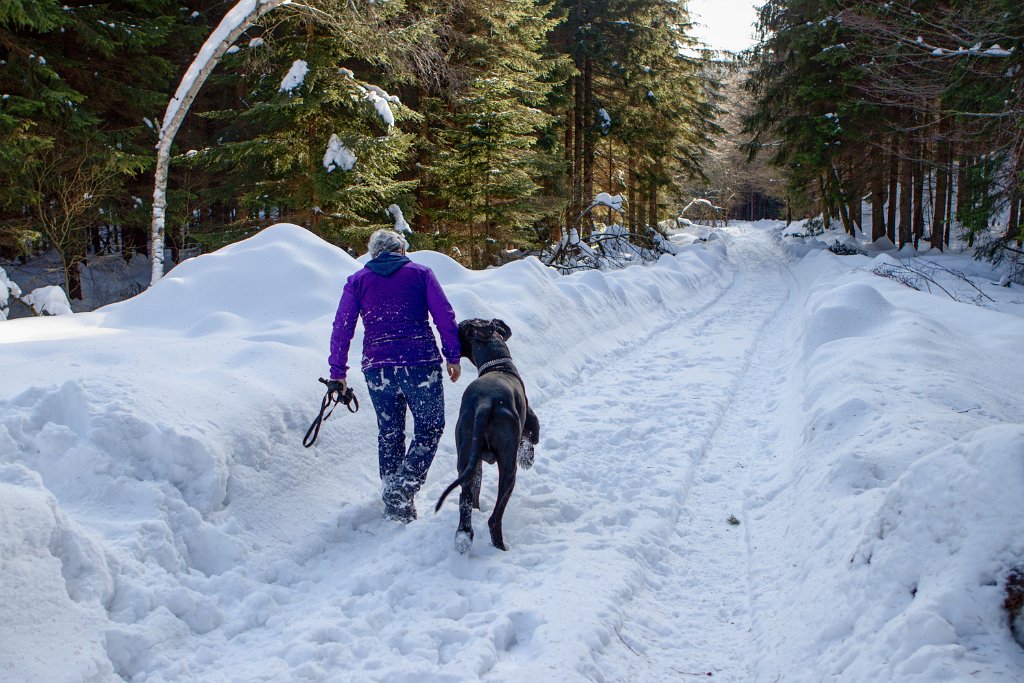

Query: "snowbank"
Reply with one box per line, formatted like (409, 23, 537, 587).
(747, 245, 1024, 681)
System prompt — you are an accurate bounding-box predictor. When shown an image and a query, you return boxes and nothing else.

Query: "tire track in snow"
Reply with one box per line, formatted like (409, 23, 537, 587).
(590, 227, 799, 681)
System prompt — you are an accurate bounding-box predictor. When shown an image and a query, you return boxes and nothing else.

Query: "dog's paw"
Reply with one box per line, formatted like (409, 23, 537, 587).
(454, 531, 473, 554)
(518, 441, 535, 470)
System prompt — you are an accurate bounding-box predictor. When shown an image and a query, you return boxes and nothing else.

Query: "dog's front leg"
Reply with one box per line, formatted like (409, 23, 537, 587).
(519, 408, 540, 470)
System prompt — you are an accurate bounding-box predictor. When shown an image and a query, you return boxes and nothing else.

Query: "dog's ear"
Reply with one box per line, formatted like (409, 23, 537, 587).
(461, 319, 494, 341)
(492, 318, 511, 341)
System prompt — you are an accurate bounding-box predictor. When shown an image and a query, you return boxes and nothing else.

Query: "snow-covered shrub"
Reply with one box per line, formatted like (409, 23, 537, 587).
(542, 224, 677, 274)
(828, 239, 861, 256)
(0, 267, 22, 320)
(804, 216, 825, 235)
(22, 285, 73, 316)
(0, 269, 73, 319)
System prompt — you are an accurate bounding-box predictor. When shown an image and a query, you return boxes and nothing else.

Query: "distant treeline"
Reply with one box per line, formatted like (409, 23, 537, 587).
(743, 0, 1023, 253)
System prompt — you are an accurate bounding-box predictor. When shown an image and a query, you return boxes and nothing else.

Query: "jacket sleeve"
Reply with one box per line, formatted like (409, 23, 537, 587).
(424, 269, 461, 364)
(328, 277, 360, 379)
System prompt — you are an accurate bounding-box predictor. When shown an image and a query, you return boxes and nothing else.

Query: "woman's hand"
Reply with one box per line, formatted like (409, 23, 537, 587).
(446, 363, 461, 383)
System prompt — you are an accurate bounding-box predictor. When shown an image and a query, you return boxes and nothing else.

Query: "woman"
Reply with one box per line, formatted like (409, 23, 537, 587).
(327, 229, 461, 522)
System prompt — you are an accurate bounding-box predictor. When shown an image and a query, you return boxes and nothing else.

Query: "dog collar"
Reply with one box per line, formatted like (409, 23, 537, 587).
(477, 358, 515, 373)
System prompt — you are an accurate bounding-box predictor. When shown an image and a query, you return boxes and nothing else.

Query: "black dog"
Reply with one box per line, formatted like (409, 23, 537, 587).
(435, 318, 540, 552)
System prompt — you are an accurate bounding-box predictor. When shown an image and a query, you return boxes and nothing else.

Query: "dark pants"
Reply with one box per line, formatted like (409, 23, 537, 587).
(363, 365, 445, 510)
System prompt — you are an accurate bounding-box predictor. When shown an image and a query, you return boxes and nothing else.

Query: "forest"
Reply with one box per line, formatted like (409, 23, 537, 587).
(1, 0, 1021, 308)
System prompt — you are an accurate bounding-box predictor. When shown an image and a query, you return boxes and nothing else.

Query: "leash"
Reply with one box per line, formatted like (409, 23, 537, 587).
(303, 378, 359, 448)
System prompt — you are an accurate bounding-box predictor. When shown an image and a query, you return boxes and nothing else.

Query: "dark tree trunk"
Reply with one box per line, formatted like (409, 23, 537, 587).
(582, 58, 594, 235)
(572, 74, 584, 225)
(912, 156, 925, 248)
(649, 178, 657, 230)
(627, 156, 636, 232)
(1007, 194, 1021, 241)
(871, 157, 886, 241)
(887, 144, 899, 243)
(931, 154, 948, 252)
(898, 151, 913, 248)
(956, 155, 970, 226)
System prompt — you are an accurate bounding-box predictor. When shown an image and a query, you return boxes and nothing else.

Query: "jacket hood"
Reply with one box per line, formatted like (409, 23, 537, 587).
(365, 252, 411, 277)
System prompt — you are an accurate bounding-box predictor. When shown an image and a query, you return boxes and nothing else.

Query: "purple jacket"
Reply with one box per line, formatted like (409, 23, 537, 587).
(328, 253, 460, 379)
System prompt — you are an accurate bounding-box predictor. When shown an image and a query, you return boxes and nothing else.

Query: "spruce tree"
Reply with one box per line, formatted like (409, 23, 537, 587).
(417, 0, 566, 266)
(0, 0, 199, 297)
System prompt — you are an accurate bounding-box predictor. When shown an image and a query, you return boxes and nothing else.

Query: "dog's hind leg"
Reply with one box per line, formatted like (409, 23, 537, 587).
(456, 458, 480, 553)
(488, 463, 517, 551)
(470, 462, 483, 510)
(456, 483, 475, 554)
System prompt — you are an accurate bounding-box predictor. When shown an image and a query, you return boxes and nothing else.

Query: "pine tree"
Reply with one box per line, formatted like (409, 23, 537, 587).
(416, 0, 566, 266)
(0, 0, 199, 297)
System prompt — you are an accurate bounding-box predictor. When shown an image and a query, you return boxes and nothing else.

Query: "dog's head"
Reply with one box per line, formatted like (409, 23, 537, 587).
(458, 318, 512, 357)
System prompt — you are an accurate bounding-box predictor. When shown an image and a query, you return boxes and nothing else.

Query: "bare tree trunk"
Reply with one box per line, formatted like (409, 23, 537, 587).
(627, 156, 636, 232)
(956, 155, 970, 227)
(931, 152, 948, 252)
(899, 151, 913, 248)
(572, 74, 584, 226)
(871, 157, 886, 241)
(649, 179, 657, 230)
(945, 153, 955, 245)
(582, 58, 594, 235)
(819, 175, 831, 230)
(887, 144, 899, 242)
(1007, 194, 1021, 241)
(912, 155, 925, 248)
(637, 179, 648, 231)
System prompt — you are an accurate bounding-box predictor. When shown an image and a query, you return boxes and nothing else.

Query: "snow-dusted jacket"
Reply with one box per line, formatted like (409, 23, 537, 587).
(328, 252, 460, 379)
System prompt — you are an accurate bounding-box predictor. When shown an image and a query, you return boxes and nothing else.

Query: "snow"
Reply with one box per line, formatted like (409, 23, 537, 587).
(21, 285, 73, 316)
(1, 266, 23, 315)
(322, 134, 356, 172)
(360, 85, 398, 127)
(593, 192, 623, 211)
(387, 204, 411, 233)
(279, 59, 309, 93)
(2, 221, 1024, 681)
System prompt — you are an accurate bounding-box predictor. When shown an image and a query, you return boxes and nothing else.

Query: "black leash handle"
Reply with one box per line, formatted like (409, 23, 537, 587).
(303, 378, 359, 448)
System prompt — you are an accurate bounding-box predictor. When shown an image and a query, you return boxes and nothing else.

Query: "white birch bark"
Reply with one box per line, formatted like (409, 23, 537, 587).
(150, 0, 292, 287)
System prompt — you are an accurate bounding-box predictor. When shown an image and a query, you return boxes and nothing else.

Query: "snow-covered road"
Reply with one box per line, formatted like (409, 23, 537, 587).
(4, 221, 1024, 682)
(151, 226, 800, 681)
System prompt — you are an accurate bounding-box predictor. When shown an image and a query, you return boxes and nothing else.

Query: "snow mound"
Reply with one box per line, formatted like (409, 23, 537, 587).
(802, 281, 894, 356)
(101, 223, 355, 330)
(839, 425, 1024, 679)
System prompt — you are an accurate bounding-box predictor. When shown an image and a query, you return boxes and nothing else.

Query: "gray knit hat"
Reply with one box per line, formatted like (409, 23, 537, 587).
(367, 229, 409, 259)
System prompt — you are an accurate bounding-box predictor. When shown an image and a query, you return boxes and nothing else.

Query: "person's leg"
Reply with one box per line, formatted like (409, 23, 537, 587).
(393, 365, 445, 510)
(364, 366, 409, 516)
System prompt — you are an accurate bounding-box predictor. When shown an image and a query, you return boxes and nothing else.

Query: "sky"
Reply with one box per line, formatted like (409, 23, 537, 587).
(2, 219, 1023, 681)
(689, 0, 760, 53)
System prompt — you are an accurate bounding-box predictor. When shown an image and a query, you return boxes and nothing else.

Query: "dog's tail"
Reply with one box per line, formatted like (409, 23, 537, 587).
(435, 400, 492, 513)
